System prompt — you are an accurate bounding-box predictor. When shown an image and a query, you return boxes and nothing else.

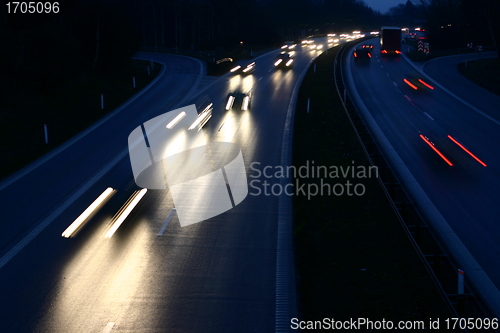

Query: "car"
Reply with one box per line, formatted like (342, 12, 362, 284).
(274, 53, 294, 69)
(353, 45, 373, 60)
(403, 73, 435, 91)
(225, 90, 252, 111)
(229, 61, 256, 75)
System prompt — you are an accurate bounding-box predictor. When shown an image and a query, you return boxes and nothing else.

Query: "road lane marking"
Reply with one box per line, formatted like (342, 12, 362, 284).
(158, 209, 176, 236)
(393, 82, 398, 87)
(259, 77, 263, 81)
(218, 122, 225, 132)
(268, 69, 272, 72)
(0, 149, 128, 269)
(102, 322, 115, 333)
(386, 72, 390, 76)
(424, 112, 434, 120)
(275, 53, 319, 333)
(380, 65, 384, 68)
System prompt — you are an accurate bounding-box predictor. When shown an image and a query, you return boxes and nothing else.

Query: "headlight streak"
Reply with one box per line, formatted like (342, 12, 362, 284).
(226, 96, 235, 110)
(274, 59, 283, 66)
(230, 65, 241, 73)
(286, 59, 293, 66)
(105, 189, 148, 238)
(188, 110, 212, 131)
(166, 111, 186, 129)
(243, 64, 254, 73)
(62, 187, 115, 238)
(242, 96, 250, 110)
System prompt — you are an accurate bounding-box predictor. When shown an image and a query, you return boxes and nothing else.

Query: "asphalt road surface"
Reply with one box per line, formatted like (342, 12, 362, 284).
(346, 41, 500, 316)
(0, 39, 346, 332)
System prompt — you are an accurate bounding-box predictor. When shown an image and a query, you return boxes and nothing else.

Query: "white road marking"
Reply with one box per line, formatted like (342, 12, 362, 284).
(158, 209, 176, 236)
(404, 95, 411, 102)
(268, 69, 273, 72)
(380, 65, 384, 68)
(102, 322, 115, 333)
(218, 122, 225, 132)
(393, 82, 398, 87)
(424, 112, 435, 120)
(386, 72, 390, 76)
(259, 77, 263, 81)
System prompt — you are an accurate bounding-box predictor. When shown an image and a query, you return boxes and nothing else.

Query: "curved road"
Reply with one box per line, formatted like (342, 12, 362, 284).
(0, 40, 344, 332)
(345, 42, 500, 317)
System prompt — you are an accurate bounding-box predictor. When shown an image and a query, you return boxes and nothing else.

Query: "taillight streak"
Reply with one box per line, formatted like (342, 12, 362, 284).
(404, 79, 418, 90)
(419, 135, 453, 166)
(447, 135, 487, 167)
(418, 79, 434, 90)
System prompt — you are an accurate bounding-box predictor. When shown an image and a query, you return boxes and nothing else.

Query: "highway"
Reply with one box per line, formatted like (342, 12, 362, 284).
(345, 41, 500, 316)
(0, 39, 342, 332)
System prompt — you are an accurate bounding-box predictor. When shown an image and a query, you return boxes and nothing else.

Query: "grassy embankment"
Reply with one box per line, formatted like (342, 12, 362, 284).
(458, 57, 500, 96)
(0, 60, 160, 180)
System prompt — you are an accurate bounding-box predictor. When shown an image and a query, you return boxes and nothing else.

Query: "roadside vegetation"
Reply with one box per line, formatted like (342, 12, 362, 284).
(0, 61, 160, 180)
(458, 58, 500, 97)
(292, 45, 457, 328)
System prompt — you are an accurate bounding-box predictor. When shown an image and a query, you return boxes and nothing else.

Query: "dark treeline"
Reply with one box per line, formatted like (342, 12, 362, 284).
(387, 0, 500, 52)
(1, 0, 499, 96)
(0, 0, 383, 94)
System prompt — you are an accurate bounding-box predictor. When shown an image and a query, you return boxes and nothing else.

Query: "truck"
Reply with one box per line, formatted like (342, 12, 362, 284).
(380, 26, 401, 55)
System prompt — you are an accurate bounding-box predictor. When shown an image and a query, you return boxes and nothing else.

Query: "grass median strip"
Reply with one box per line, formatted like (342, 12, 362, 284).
(292, 46, 457, 328)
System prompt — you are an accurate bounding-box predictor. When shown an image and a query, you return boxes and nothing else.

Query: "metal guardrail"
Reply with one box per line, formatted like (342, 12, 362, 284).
(332, 41, 496, 331)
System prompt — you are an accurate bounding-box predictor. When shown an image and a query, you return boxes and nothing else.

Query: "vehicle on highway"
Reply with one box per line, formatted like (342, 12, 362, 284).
(190, 96, 214, 131)
(380, 26, 401, 55)
(225, 90, 252, 111)
(274, 53, 294, 69)
(281, 41, 297, 50)
(353, 45, 373, 60)
(403, 73, 435, 91)
(230, 61, 256, 75)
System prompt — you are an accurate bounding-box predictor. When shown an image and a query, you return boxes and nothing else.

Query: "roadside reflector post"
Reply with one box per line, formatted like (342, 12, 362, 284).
(44, 124, 48, 144)
(458, 269, 464, 295)
(307, 98, 310, 113)
(133, 76, 136, 88)
(101, 94, 104, 110)
(457, 269, 465, 316)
